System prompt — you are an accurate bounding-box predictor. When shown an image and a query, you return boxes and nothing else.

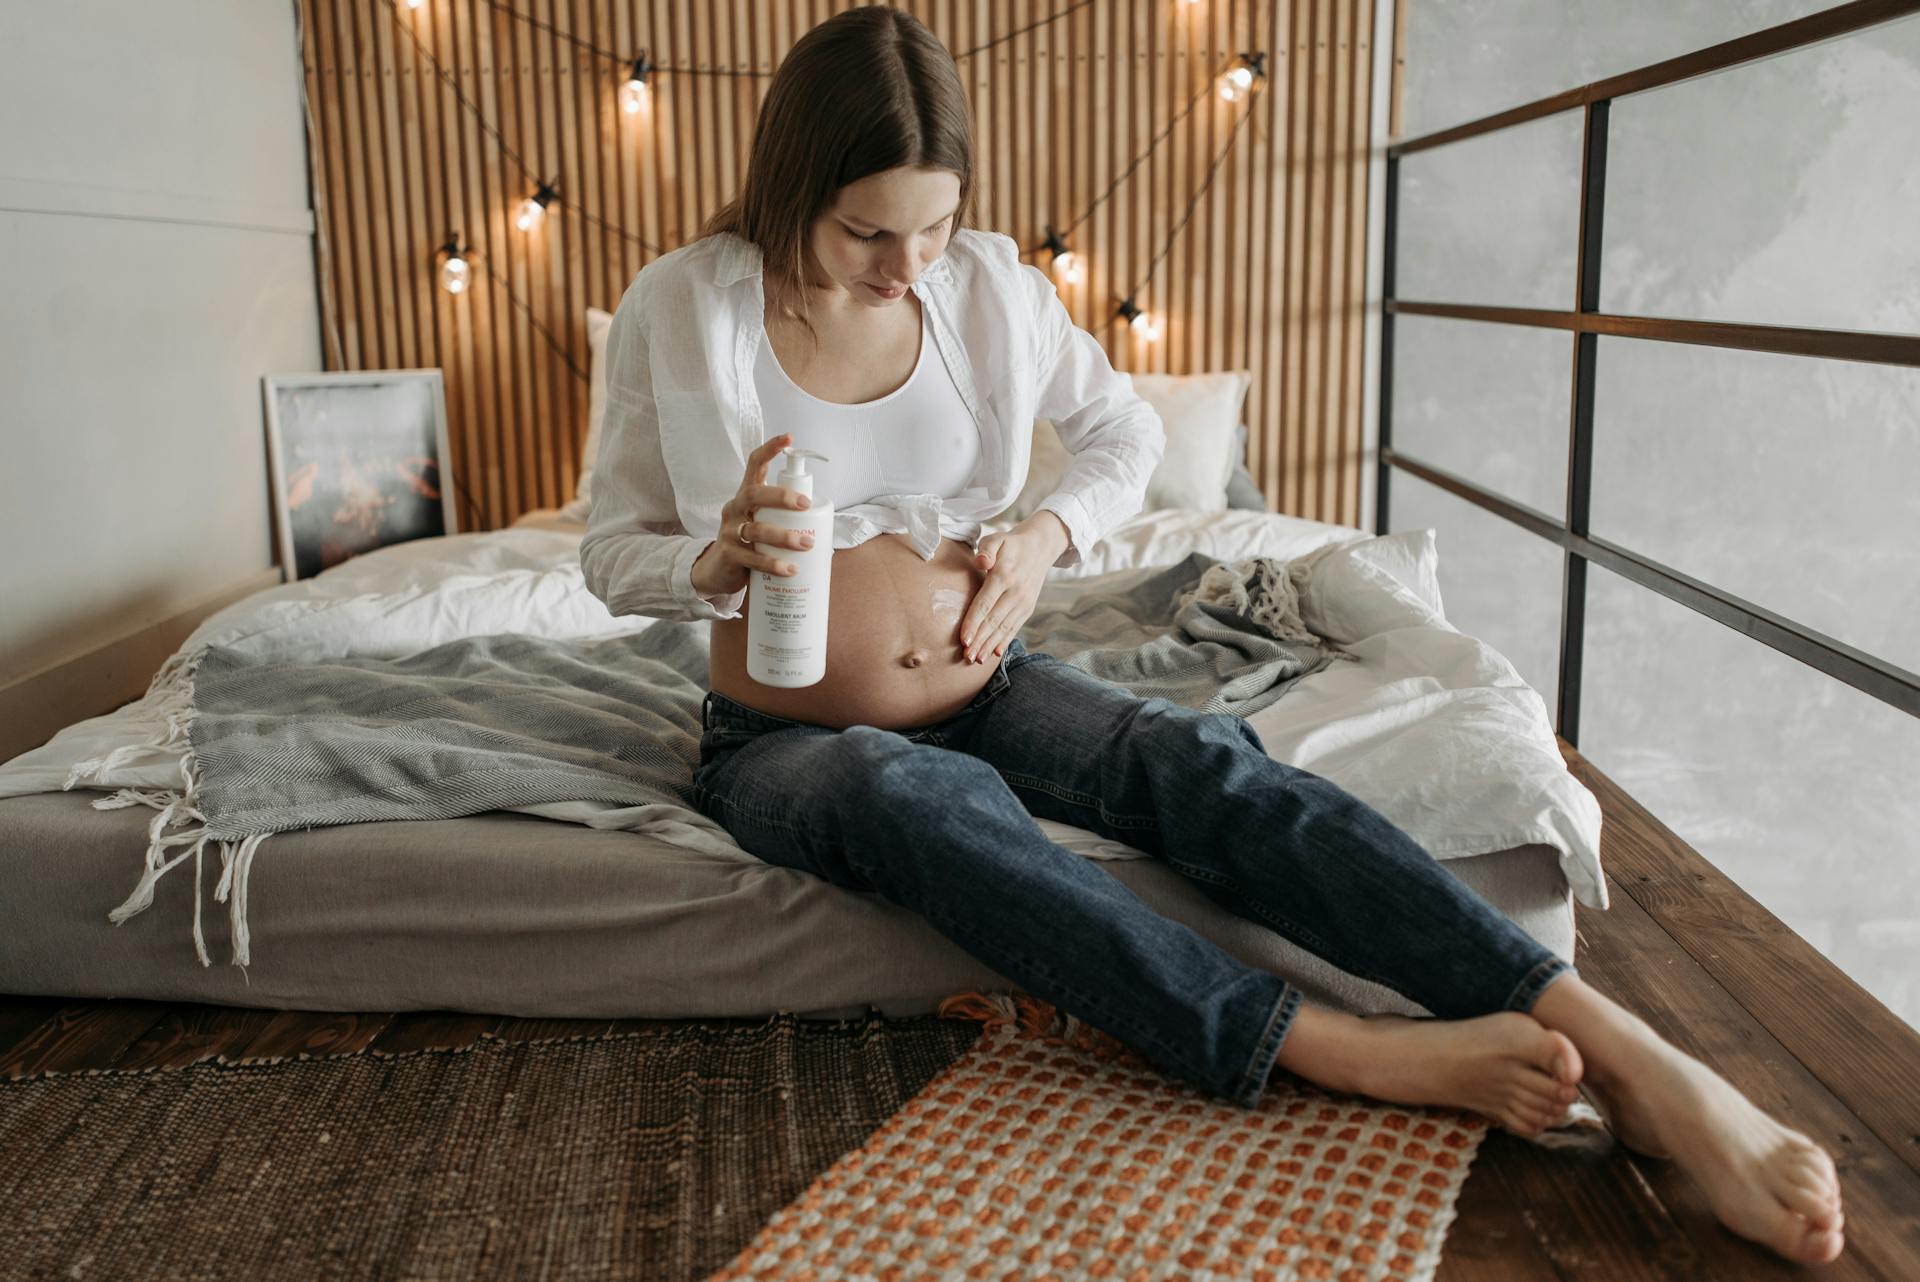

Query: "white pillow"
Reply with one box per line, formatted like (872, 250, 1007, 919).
(561, 306, 616, 520)
(1005, 369, 1252, 523)
(1298, 527, 1450, 645)
(1130, 370, 1251, 510)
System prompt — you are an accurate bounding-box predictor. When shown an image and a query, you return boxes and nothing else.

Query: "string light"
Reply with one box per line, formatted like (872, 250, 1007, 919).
(1216, 52, 1267, 103)
(1115, 298, 1161, 342)
(1040, 225, 1083, 285)
(621, 53, 655, 115)
(515, 180, 559, 232)
(393, 3, 1256, 356)
(437, 232, 472, 295)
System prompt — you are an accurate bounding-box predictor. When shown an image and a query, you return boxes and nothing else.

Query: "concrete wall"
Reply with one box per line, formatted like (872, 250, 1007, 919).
(1391, 2, 1920, 1025)
(0, 1, 321, 685)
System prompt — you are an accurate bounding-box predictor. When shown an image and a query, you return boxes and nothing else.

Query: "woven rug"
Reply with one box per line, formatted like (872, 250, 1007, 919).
(0, 1012, 977, 1282)
(709, 992, 1489, 1282)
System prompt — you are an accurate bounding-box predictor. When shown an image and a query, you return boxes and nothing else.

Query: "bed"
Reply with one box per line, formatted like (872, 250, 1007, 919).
(0, 503, 1603, 1022)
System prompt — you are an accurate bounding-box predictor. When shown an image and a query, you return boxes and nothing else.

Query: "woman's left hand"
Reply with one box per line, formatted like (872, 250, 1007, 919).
(961, 514, 1068, 664)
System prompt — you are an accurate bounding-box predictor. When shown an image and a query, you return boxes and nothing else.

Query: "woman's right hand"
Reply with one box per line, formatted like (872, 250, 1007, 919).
(690, 433, 817, 597)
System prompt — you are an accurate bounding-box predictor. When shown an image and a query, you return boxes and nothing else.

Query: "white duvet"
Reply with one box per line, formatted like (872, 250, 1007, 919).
(0, 507, 1605, 909)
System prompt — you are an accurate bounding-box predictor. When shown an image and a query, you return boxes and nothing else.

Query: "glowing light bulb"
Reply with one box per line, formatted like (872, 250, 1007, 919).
(515, 182, 558, 232)
(405, 0, 424, 9)
(1217, 55, 1265, 103)
(1040, 226, 1082, 287)
(440, 253, 470, 294)
(437, 233, 471, 294)
(1130, 308, 1161, 341)
(622, 54, 655, 115)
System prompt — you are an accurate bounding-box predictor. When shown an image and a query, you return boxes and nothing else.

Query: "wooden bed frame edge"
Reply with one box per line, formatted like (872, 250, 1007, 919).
(0, 569, 285, 764)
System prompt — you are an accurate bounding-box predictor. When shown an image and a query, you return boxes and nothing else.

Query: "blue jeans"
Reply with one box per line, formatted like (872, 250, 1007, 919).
(690, 635, 1573, 1109)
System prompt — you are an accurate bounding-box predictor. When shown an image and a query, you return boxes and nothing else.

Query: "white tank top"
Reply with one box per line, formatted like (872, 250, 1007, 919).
(753, 301, 981, 510)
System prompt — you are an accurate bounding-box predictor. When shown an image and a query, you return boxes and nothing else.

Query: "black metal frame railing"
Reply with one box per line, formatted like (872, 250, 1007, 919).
(1375, 0, 1920, 745)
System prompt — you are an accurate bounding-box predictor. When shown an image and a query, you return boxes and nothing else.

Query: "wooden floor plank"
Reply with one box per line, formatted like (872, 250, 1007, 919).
(494, 1016, 617, 1044)
(230, 1010, 394, 1063)
(1437, 1139, 1573, 1282)
(1562, 741, 1920, 1180)
(1575, 879, 1920, 1281)
(367, 1011, 505, 1056)
(112, 1004, 282, 1073)
(0, 996, 67, 1060)
(1476, 1128, 1718, 1281)
(0, 1001, 172, 1079)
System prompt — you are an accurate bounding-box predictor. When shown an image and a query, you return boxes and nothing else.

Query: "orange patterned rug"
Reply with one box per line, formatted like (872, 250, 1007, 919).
(706, 992, 1489, 1282)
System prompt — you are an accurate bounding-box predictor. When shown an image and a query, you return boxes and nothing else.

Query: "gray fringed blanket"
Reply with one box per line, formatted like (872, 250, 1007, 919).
(1022, 551, 1353, 714)
(112, 551, 1346, 965)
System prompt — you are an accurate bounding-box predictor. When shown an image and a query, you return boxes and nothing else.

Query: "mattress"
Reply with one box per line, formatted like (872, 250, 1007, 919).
(0, 507, 1602, 1020)
(0, 789, 1573, 1020)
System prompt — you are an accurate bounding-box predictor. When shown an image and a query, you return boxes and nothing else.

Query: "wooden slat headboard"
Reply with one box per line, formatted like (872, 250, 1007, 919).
(299, 0, 1376, 530)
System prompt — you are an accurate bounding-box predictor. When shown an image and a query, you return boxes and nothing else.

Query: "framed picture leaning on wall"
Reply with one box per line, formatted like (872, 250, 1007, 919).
(261, 369, 457, 581)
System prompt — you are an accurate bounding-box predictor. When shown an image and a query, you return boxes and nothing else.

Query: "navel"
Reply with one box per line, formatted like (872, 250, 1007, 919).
(900, 649, 927, 669)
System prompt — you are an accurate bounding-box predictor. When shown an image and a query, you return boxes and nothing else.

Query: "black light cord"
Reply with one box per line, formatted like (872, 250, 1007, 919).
(1123, 93, 1256, 306)
(1037, 0, 1268, 300)
(460, 0, 1096, 71)
(467, 0, 769, 75)
(1058, 75, 1216, 242)
(950, 0, 1098, 61)
(383, 0, 670, 258)
(476, 255, 591, 384)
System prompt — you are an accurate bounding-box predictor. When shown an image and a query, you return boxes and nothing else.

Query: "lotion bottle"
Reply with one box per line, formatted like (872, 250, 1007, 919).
(747, 447, 833, 687)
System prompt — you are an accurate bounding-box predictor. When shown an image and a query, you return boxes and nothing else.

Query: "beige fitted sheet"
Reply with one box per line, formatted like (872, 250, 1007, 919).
(0, 791, 1572, 1021)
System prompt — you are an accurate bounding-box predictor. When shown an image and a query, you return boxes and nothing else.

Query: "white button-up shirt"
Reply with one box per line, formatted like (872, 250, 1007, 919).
(580, 227, 1166, 621)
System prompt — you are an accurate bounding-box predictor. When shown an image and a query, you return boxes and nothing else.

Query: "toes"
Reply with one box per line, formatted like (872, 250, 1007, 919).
(1518, 1065, 1579, 1106)
(1793, 1141, 1840, 1188)
(1543, 1029, 1583, 1086)
(1517, 1069, 1564, 1104)
(1775, 1146, 1842, 1222)
(1799, 1225, 1845, 1266)
(1755, 1206, 1848, 1266)
(1502, 1112, 1546, 1137)
(1501, 1097, 1557, 1136)
(1786, 1134, 1838, 1183)
(1774, 1173, 1840, 1229)
(1786, 1160, 1841, 1206)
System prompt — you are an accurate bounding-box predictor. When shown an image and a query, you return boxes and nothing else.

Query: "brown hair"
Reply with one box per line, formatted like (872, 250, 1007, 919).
(699, 5, 975, 342)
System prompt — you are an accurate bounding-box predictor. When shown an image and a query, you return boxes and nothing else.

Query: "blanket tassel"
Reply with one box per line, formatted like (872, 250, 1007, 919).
(99, 776, 264, 971)
(213, 832, 269, 971)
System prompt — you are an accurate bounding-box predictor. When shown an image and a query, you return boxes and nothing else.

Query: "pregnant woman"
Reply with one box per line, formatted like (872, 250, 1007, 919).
(581, 6, 1843, 1265)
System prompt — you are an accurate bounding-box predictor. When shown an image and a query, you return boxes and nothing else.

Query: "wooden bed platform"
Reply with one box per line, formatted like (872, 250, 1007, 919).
(3, 741, 1916, 1279)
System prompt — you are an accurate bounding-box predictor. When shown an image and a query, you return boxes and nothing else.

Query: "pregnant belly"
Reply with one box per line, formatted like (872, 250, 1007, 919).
(709, 534, 994, 730)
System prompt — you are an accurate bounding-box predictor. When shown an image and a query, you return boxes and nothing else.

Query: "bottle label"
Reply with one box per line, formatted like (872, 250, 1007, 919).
(756, 580, 811, 636)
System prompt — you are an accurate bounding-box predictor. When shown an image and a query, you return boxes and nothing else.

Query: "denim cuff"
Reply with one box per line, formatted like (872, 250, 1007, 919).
(1235, 980, 1303, 1110)
(1503, 956, 1576, 1014)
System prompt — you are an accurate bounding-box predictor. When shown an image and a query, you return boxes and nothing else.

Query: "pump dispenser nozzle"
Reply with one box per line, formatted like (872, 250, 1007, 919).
(777, 447, 830, 498)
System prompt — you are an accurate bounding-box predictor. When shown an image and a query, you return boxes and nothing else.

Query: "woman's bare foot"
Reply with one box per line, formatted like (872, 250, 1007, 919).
(1587, 1041, 1844, 1265)
(1272, 1007, 1583, 1136)
(1533, 978, 1846, 1265)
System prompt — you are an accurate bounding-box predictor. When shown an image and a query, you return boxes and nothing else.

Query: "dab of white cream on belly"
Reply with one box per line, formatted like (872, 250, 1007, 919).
(930, 587, 966, 628)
